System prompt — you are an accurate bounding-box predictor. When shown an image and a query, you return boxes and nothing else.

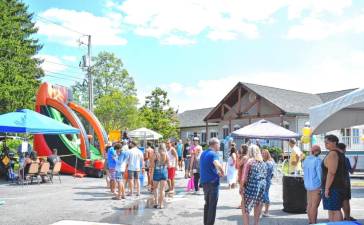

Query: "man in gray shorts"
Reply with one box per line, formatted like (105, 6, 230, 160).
(126, 140, 145, 196)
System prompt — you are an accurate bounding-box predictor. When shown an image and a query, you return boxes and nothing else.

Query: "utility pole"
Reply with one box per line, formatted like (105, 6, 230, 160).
(87, 35, 93, 113)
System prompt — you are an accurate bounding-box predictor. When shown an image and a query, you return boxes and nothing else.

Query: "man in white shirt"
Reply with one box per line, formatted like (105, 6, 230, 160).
(126, 140, 145, 196)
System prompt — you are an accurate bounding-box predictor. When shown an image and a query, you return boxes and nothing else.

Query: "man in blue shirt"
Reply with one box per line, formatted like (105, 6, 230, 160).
(303, 145, 322, 225)
(107, 145, 117, 194)
(200, 138, 224, 225)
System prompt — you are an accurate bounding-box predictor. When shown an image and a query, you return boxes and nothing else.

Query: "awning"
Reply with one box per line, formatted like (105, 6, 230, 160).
(0, 109, 80, 134)
(310, 88, 364, 134)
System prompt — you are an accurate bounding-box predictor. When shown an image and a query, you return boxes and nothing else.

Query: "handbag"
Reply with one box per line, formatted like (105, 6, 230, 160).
(186, 176, 195, 192)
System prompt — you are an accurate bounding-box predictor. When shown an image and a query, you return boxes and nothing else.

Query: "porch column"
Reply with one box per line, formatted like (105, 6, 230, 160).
(205, 121, 209, 143)
(229, 119, 232, 133)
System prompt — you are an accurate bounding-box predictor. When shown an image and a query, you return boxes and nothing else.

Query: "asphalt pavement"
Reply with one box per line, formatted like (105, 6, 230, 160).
(1, 170, 364, 225)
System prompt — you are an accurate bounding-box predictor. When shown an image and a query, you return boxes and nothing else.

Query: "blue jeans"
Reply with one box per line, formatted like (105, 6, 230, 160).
(203, 182, 219, 225)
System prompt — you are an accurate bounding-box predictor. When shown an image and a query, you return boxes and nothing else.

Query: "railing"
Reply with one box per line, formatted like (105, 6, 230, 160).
(315, 135, 364, 151)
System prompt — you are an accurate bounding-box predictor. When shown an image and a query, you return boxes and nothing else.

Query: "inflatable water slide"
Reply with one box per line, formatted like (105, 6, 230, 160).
(34, 83, 108, 177)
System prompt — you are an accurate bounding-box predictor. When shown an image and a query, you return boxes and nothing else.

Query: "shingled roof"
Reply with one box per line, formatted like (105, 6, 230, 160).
(204, 82, 358, 122)
(178, 107, 218, 128)
(317, 88, 357, 103)
(243, 82, 323, 115)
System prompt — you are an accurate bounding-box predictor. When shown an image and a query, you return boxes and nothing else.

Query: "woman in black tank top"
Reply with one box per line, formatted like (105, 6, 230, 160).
(322, 135, 346, 222)
(322, 149, 347, 190)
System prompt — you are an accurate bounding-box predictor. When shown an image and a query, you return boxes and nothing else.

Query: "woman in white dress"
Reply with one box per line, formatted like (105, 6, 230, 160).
(227, 146, 238, 189)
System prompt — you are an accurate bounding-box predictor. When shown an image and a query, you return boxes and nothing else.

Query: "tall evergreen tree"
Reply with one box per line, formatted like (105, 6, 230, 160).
(0, 0, 43, 113)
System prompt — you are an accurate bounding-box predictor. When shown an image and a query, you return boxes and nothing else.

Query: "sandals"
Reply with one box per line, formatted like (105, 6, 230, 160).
(112, 196, 122, 200)
(345, 216, 357, 221)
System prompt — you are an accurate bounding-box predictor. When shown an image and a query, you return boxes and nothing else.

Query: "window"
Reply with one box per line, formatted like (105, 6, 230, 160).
(341, 128, 352, 147)
(201, 132, 206, 144)
(223, 128, 229, 138)
(353, 128, 360, 144)
(185, 132, 190, 139)
(210, 131, 218, 138)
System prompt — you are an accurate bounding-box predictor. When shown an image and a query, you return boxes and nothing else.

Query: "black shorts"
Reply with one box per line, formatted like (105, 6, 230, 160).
(178, 157, 183, 162)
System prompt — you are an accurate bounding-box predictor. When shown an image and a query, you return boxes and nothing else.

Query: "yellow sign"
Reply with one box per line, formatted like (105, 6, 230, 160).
(108, 130, 121, 142)
(2, 156, 10, 166)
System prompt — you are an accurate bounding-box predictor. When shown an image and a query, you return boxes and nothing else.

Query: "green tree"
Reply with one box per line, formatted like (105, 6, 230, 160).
(0, 0, 43, 113)
(94, 91, 141, 132)
(140, 87, 179, 140)
(72, 51, 136, 106)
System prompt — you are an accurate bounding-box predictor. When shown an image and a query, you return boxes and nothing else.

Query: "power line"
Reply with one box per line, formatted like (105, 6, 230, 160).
(44, 74, 80, 82)
(43, 59, 82, 70)
(43, 70, 85, 81)
(35, 14, 86, 36)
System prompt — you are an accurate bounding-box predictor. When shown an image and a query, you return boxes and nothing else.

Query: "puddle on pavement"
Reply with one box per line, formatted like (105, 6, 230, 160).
(102, 187, 189, 224)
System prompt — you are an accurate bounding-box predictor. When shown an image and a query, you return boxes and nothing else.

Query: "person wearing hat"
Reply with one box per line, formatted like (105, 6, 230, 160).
(303, 145, 322, 224)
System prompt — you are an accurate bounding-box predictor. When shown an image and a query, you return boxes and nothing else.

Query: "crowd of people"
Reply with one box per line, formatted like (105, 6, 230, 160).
(303, 134, 358, 224)
(103, 134, 360, 225)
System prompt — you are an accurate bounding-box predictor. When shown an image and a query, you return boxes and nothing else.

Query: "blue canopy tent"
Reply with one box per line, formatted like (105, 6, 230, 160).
(0, 109, 80, 183)
(0, 109, 79, 134)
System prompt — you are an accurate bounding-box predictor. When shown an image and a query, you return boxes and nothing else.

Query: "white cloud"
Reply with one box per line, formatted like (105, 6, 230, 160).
(287, 0, 352, 19)
(37, 8, 127, 46)
(161, 36, 196, 46)
(286, 13, 364, 41)
(114, 0, 264, 43)
(37, 54, 67, 73)
(139, 49, 364, 112)
(62, 55, 78, 62)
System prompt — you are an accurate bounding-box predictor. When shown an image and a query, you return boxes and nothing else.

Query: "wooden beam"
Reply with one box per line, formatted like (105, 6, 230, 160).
(205, 121, 209, 143)
(240, 98, 258, 115)
(229, 120, 232, 133)
(221, 105, 225, 120)
(223, 103, 238, 116)
(237, 87, 242, 114)
(257, 97, 261, 117)
(233, 113, 282, 121)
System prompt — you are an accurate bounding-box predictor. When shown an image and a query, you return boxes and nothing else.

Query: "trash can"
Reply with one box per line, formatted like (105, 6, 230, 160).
(282, 175, 307, 213)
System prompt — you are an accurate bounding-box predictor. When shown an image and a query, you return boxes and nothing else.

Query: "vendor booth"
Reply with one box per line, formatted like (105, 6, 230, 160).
(232, 119, 306, 213)
(0, 109, 79, 181)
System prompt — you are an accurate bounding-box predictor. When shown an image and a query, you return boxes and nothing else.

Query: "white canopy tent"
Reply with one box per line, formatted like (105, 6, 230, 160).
(128, 127, 163, 140)
(310, 88, 364, 134)
(231, 119, 299, 140)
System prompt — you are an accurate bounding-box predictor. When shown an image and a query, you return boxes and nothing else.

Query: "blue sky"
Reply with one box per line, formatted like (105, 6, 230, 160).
(24, 0, 364, 111)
